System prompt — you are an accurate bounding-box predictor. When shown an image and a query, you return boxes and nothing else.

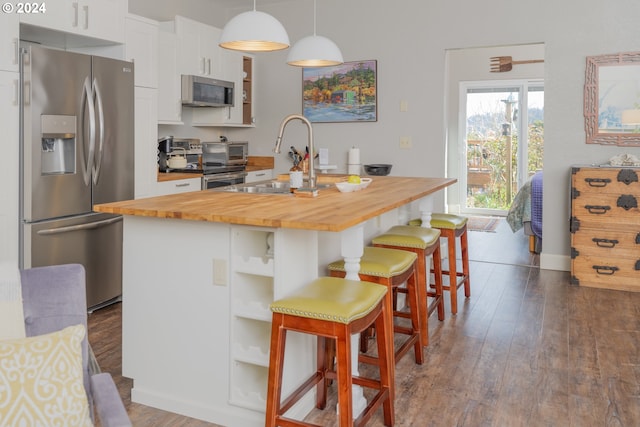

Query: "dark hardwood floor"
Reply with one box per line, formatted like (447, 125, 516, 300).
(87, 219, 640, 426)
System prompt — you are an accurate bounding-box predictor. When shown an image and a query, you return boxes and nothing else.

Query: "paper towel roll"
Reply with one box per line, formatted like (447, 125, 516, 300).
(348, 147, 360, 165)
(348, 164, 361, 175)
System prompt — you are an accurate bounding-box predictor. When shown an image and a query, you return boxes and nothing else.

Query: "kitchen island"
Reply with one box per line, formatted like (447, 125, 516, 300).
(94, 175, 455, 426)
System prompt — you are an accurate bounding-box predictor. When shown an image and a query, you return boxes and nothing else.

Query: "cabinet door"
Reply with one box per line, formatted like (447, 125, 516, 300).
(77, 0, 125, 43)
(220, 48, 243, 124)
(175, 16, 220, 77)
(157, 31, 182, 124)
(125, 15, 158, 88)
(0, 15, 19, 72)
(134, 87, 158, 199)
(175, 16, 202, 76)
(0, 71, 20, 263)
(21, 0, 124, 43)
(20, 0, 75, 34)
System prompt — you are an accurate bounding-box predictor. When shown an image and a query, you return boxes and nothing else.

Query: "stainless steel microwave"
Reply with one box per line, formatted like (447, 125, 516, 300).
(181, 75, 234, 107)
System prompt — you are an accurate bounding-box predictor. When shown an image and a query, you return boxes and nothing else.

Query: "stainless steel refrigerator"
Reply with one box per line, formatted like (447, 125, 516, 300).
(20, 45, 134, 310)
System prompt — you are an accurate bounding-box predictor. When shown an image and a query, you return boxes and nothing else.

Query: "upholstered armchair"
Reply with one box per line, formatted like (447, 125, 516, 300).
(20, 263, 131, 427)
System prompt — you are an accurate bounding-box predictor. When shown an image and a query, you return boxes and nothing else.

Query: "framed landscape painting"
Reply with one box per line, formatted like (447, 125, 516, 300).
(302, 60, 377, 123)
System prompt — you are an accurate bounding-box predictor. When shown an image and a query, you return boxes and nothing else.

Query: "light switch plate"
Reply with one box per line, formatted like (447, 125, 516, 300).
(400, 136, 412, 149)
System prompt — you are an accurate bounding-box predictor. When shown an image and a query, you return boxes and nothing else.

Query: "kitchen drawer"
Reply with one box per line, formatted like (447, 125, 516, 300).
(572, 253, 640, 292)
(572, 166, 640, 194)
(153, 177, 201, 196)
(572, 227, 640, 258)
(245, 169, 273, 183)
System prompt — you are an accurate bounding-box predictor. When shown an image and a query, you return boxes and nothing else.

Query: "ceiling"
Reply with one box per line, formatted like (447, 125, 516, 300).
(129, 0, 296, 24)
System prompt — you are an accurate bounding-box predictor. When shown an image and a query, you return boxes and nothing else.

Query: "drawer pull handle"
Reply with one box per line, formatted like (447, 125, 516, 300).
(617, 169, 638, 185)
(592, 238, 618, 248)
(636, 260, 640, 271)
(617, 195, 638, 211)
(636, 233, 640, 244)
(585, 177, 611, 187)
(592, 265, 619, 275)
(585, 205, 610, 214)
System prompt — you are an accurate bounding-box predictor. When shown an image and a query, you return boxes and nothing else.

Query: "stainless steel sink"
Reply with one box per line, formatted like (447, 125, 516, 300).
(212, 180, 291, 194)
(212, 179, 330, 195)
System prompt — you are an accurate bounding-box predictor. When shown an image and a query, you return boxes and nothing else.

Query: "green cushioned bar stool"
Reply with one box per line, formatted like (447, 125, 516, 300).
(327, 247, 423, 365)
(265, 277, 394, 427)
(371, 226, 444, 347)
(410, 213, 470, 315)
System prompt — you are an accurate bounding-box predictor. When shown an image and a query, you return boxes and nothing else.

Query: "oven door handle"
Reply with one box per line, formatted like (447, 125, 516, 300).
(203, 171, 248, 181)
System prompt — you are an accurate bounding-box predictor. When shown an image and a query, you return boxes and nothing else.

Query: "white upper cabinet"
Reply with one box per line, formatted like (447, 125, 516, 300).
(0, 15, 19, 72)
(157, 30, 182, 124)
(125, 14, 158, 88)
(21, 0, 126, 44)
(175, 16, 221, 78)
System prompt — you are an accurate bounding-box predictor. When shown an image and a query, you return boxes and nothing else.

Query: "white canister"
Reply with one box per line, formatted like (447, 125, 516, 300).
(289, 170, 303, 189)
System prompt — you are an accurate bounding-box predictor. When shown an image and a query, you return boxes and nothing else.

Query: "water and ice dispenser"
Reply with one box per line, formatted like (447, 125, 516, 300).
(40, 115, 76, 175)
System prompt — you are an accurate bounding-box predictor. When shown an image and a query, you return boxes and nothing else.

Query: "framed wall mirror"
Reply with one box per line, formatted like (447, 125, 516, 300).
(584, 51, 640, 145)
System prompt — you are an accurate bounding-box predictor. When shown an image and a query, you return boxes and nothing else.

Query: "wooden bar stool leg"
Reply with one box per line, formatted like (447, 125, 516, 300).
(461, 228, 471, 298)
(265, 314, 286, 426)
(446, 232, 459, 314)
(335, 324, 354, 426)
(374, 299, 394, 427)
(432, 245, 445, 321)
(316, 336, 329, 410)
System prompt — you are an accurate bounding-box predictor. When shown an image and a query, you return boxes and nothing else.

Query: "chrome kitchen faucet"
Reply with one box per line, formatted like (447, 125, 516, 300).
(274, 114, 317, 190)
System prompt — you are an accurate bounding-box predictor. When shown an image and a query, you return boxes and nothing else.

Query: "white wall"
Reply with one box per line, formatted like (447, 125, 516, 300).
(130, 0, 640, 271)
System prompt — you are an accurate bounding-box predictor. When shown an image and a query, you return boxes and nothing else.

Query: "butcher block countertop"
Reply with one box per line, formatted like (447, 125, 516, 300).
(94, 176, 456, 232)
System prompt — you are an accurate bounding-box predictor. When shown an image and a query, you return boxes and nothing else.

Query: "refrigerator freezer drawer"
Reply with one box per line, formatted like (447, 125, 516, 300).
(24, 213, 123, 309)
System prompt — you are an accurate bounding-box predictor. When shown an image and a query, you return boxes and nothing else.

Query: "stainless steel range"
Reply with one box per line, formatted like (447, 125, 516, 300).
(201, 141, 248, 190)
(158, 138, 249, 190)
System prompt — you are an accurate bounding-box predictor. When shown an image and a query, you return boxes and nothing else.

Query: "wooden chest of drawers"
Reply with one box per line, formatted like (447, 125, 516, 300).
(570, 166, 640, 291)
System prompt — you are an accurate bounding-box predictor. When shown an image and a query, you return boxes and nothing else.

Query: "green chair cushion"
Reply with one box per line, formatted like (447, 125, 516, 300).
(409, 213, 468, 230)
(327, 247, 417, 278)
(270, 277, 387, 324)
(372, 226, 441, 249)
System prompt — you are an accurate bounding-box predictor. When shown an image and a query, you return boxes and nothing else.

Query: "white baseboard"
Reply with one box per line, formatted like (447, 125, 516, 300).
(540, 253, 570, 271)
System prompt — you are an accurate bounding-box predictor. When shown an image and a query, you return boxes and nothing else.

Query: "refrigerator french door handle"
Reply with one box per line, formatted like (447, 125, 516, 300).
(92, 78, 105, 185)
(80, 76, 96, 186)
(36, 216, 123, 236)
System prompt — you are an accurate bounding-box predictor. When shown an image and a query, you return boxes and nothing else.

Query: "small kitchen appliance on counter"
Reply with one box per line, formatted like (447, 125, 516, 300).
(157, 136, 202, 172)
(201, 141, 249, 190)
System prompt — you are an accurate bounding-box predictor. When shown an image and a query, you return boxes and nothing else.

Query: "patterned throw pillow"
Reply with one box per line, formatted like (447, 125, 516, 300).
(0, 324, 93, 427)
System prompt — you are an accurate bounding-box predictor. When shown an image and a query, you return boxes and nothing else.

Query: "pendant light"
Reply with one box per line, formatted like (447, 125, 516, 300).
(287, 0, 344, 67)
(219, 0, 290, 52)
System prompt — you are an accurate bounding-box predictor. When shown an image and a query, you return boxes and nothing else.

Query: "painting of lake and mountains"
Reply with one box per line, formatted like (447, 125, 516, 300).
(302, 60, 377, 123)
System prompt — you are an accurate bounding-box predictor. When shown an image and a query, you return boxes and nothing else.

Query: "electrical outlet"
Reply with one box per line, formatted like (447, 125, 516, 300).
(212, 258, 227, 286)
(399, 136, 412, 149)
(400, 100, 409, 112)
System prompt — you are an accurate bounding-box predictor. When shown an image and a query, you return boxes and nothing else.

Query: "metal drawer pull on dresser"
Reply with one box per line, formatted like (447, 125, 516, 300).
(592, 238, 618, 248)
(592, 265, 619, 275)
(585, 205, 610, 214)
(617, 195, 638, 210)
(617, 169, 638, 185)
(585, 177, 611, 187)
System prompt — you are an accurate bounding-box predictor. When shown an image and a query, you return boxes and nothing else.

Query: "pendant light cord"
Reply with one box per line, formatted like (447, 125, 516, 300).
(313, 0, 317, 36)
